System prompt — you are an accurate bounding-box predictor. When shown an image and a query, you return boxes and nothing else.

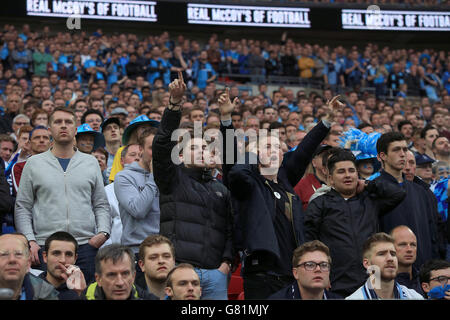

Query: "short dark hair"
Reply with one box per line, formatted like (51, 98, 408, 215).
(432, 135, 447, 150)
(376, 132, 406, 155)
(81, 109, 104, 124)
(419, 259, 450, 284)
(292, 240, 332, 267)
(44, 231, 78, 255)
(362, 232, 395, 259)
(138, 234, 175, 261)
(165, 263, 197, 288)
(397, 120, 413, 132)
(327, 149, 356, 174)
(420, 124, 437, 139)
(95, 244, 135, 275)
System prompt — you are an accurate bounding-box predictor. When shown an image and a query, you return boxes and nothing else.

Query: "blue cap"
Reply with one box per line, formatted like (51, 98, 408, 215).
(122, 115, 159, 145)
(415, 153, 435, 166)
(356, 153, 377, 161)
(76, 124, 104, 150)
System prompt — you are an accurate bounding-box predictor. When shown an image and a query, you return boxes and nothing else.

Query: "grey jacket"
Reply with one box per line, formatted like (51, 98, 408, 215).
(15, 149, 111, 245)
(114, 162, 160, 253)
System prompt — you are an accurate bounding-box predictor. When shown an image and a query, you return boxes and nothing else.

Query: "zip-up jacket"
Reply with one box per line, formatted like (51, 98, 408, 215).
(221, 120, 330, 275)
(152, 108, 234, 269)
(22, 273, 59, 300)
(15, 149, 111, 245)
(114, 162, 160, 253)
(82, 282, 159, 300)
(346, 279, 424, 300)
(304, 180, 406, 297)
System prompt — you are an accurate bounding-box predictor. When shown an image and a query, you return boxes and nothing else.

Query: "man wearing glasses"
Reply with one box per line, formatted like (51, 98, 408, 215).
(269, 241, 341, 300)
(0, 233, 59, 300)
(419, 259, 450, 300)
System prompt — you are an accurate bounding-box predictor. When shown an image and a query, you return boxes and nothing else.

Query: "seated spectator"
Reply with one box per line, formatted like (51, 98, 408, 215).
(83, 244, 158, 300)
(269, 240, 342, 300)
(346, 233, 424, 300)
(419, 259, 450, 300)
(0, 233, 59, 300)
(40, 231, 86, 300)
(136, 235, 176, 299)
(165, 263, 202, 300)
(391, 226, 424, 296)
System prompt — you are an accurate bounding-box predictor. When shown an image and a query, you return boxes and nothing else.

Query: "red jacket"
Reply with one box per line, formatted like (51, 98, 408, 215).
(294, 173, 323, 211)
(12, 161, 26, 195)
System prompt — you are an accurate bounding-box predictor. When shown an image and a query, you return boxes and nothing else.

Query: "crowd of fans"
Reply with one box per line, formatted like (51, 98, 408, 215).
(0, 23, 449, 301)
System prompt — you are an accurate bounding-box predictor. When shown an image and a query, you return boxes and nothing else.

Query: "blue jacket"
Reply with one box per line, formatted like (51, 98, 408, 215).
(268, 281, 342, 300)
(22, 273, 59, 300)
(375, 171, 440, 267)
(221, 120, 330, 275)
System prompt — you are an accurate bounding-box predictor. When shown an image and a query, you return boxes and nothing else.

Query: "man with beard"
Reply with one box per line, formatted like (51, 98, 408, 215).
(346, 232, 423, 299)
(432, 136, 449, 164)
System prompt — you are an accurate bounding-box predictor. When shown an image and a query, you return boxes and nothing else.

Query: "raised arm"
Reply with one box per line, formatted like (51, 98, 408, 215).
(282, 95, 344, 187)
(152, 72, 186, 194)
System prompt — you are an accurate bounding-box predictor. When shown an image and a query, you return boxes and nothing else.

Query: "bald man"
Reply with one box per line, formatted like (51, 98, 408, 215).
(391, 226, 424, 296)
(403, 151, 416, 182)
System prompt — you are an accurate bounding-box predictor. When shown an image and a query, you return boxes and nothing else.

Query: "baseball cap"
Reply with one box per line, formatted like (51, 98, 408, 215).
(110, 107, 128, 116)
(415, 153, 435, 166)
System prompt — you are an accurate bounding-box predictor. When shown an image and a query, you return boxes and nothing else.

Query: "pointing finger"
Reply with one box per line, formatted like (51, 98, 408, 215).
(178, 71, 184, 83)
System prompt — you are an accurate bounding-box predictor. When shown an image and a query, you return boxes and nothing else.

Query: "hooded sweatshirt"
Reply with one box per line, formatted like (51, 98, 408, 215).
(114, 162, 160, 253)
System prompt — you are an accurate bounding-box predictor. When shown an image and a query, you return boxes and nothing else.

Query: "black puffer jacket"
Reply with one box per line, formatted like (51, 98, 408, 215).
(153, 108, 234, 269)
(0, 160, 14, 233)
(304, 179, 406, 297)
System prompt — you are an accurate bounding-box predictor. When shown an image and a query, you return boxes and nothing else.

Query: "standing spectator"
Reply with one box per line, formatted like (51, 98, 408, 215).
(344, 50, 364, 88)
(32, 42, 53, 77)
(391, 226, 424, 296)
(11, 38, 33, 76)
(102, 144, 141, 249)
(294, 145, 331, 211)
(169, 46, 188, 82)
(323, 52, 344, 93)
(374, 132, 440, 267)
(207, 41, 221, 73)
(12, 126, 51, 194)
(136, 234, 175, 299)
(346, 233, 424, 300)
(219, 90, 341, 299)
(268, 241, 342, 300)
(101, 118, 122, 177)
(15, 107, 111, 284)
(280, 47, 297, 77)
(366, 57, 388, 98)
(405, 65, 423, 97)
(147, 46, 164, 85)
(387, 63, 406, 96)
(0, 160, 14, 235)
(126, 53, 145, 80)
(266, 51, 282, 76)
(83, 49, 107, 82)
(0, 233, 59, 300)
(0, 94, 22, 135)
(248, 46, 265, 82)
(191, 50, 216, 90)
(152, 73, 233, 300)
(114, 128, 160, 263)
(305, 149, 405, 297)
(422, 64, 441, 103)
(298, 47, 315, 79)
(0, 134, 15, 166)
(40, 231, 86, 300)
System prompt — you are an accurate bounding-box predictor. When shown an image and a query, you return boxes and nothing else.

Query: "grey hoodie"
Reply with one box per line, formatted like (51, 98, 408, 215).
(15, 149, 111, 245)
(114, 162, 160, 253)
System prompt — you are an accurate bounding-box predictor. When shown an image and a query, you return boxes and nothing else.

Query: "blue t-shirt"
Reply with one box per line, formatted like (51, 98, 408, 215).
(57, 158, 71, 172)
